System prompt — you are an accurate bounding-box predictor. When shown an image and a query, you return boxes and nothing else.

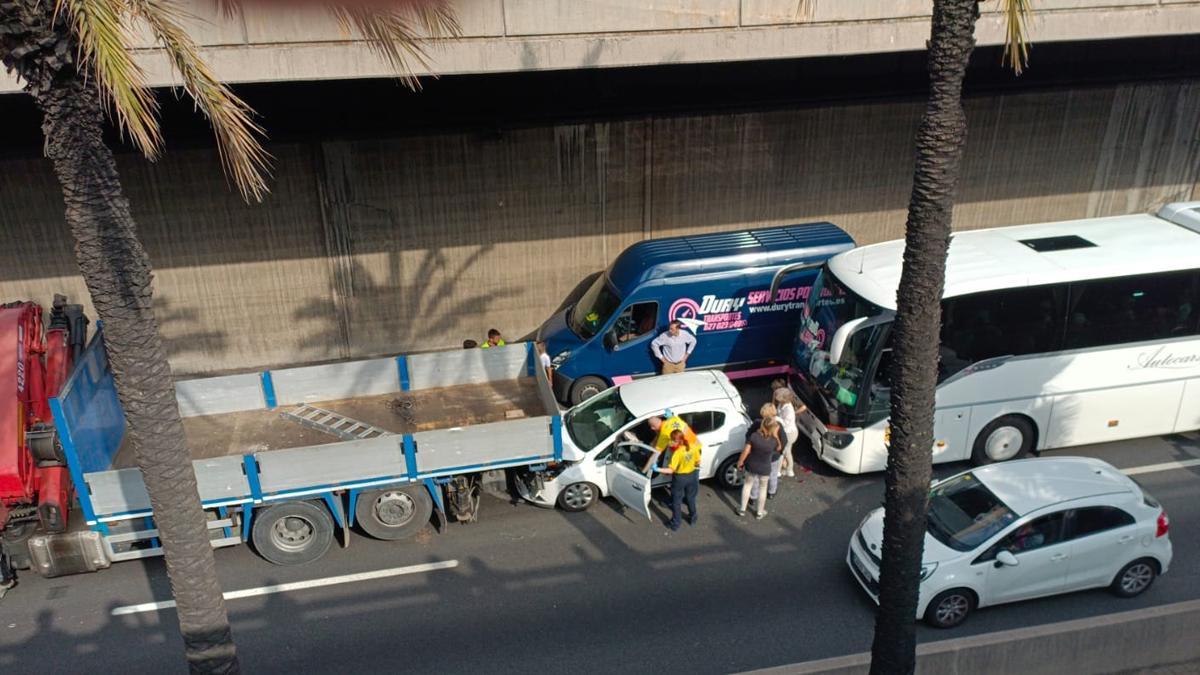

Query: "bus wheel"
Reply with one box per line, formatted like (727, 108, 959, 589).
(252, 501, 334, 566)
(570, 376, 608, 405)
(356, 486, 433, 541)
(971, 416, 1034, 465)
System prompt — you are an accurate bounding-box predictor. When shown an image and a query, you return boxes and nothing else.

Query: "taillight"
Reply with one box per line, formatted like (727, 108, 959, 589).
(1156, 511, 1169, 538)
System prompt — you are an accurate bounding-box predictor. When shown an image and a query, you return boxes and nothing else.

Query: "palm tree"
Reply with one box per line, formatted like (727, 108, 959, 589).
(0, 0, 456, 671)
(869, 1, 1030, 673)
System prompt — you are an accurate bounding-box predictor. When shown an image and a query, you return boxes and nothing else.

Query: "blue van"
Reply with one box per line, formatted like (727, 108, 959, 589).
(538, 222, 855, 404)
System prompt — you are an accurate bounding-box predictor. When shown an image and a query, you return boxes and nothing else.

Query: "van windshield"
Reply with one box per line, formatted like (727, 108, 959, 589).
(569, 275, 623, 339)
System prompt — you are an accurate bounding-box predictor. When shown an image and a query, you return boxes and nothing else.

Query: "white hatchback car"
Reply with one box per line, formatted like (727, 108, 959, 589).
(848, 456, 1172, 628)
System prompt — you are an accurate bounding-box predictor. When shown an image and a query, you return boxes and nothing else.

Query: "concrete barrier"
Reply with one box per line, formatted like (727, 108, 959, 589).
(744, 599, 1200, 675)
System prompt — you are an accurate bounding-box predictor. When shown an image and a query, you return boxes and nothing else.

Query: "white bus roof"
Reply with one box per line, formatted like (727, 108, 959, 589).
(831, 203, 1200, 311)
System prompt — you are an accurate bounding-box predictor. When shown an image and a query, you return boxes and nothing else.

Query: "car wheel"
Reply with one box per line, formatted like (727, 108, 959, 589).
(717, 455, 744, 490)
(1111, 558, 1158, 598)
(971, 415, 1034, 466)
(557, 482, 599, 512)
(924, 588, 975, 629)
(251, 501, 335, 566)
(355, 485, 433, 541)
(569, 376, 608, 405)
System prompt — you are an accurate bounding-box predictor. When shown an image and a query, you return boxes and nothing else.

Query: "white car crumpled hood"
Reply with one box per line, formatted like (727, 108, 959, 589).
(860, 508, 961, 565)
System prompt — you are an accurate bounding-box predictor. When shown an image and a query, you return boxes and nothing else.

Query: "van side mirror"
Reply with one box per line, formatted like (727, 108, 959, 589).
(603, 331, 617, 350)
(994, 550, 1019, 568)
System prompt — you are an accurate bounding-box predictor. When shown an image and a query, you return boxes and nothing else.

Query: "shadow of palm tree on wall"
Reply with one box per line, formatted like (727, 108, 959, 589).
(292, 245, 517, 363)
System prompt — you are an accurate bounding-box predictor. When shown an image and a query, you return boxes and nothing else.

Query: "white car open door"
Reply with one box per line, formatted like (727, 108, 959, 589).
(605, 441, 655, 521)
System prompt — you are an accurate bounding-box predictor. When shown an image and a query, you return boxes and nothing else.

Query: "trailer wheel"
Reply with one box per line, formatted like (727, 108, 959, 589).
(355, 486, 433, 541)
(252, 501, 334, 566)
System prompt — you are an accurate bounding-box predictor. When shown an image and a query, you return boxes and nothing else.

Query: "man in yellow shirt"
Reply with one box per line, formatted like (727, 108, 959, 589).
(648, 413, 701, 453)
(658, 428, 701, 531)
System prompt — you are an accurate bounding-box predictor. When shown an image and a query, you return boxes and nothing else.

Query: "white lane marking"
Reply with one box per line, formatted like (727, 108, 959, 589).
(111, 560, 459, 616)
(1122, 458, 1200, 476)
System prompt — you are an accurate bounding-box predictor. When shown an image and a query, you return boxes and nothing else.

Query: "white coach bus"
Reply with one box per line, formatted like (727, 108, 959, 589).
(774, 202, 1200, 474)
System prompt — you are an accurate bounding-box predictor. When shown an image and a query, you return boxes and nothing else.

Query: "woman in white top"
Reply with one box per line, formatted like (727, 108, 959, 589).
(773, 385, 805, 478)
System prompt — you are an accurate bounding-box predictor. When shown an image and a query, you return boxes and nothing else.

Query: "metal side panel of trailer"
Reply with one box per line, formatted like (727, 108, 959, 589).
(49, 329, 563, 564)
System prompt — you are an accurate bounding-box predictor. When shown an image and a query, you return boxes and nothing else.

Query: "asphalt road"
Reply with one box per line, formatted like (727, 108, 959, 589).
(2, 391, 1198, 673)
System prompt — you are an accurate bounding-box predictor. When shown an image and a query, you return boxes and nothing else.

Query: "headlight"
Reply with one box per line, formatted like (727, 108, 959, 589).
(826, 429, 856, 450)
(920, 562, 938, 581)
(551, 350, 571, 367)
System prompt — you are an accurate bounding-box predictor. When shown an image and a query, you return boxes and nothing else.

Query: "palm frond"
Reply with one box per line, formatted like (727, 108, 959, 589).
(1000, 0, 1034, 75)
(793, 0, 815, 22)
(332, 1, 461, 91)
(129, 0, 272, 201)
(57, 0, 162, 159)
(212, 0, 243, 20)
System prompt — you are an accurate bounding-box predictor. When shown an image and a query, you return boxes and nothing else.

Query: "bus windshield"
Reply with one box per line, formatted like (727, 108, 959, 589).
(794, 266, 886, 423)
(569, 275, 623, 340)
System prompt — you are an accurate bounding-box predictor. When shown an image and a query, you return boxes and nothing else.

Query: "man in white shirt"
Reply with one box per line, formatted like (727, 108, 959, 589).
(651, 320, 697, 374)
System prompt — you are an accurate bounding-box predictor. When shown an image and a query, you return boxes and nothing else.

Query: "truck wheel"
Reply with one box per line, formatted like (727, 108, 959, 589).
(557, 482, 599, 512)
(252, 501, 334, 566)
(355, 486, 433, 541)
(717, 455, 744, 490)
(971, 415, 1034, 466)
(570, 376, 608, 405)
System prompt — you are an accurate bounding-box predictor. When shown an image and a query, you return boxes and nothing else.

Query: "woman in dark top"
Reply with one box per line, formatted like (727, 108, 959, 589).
(737, 417, 780, 519)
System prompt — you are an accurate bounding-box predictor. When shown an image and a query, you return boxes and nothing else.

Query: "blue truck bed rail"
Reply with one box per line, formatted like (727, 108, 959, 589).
(45, 330, 564, 571)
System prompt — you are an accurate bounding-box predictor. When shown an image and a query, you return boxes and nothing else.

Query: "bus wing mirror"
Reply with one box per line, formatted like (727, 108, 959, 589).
(769, 261, 824, 302)
(828, 317, 869, 366)
(829, 313, 894, 366)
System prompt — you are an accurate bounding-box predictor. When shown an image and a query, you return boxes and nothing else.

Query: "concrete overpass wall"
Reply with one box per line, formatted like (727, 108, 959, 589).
(1, 78, 1197, 374)
(3, 0, 1200, 91)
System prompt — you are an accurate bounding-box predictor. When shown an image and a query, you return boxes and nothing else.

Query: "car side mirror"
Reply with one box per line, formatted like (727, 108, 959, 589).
(994, 550, 1019, 568)
(604, 331, 617, 350)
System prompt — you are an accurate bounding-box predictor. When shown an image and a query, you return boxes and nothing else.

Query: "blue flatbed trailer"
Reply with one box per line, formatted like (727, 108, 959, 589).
(30, 330, 564, 575)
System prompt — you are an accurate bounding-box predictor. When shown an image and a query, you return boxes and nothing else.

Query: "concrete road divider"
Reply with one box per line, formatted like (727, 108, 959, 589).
(743, 599, 1200, 675)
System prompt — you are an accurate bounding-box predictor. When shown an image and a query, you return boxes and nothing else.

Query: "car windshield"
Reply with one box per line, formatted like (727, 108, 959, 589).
(568, 274, 623, 340)
(564, 387, 635, 452)
(793, 266, 885, 424)
(927, 473, 1017, 551)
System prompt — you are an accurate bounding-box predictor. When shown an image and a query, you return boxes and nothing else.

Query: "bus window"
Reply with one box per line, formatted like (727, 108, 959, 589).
(1066, 271, 1200, 349)
(939, 285, 1066, 380)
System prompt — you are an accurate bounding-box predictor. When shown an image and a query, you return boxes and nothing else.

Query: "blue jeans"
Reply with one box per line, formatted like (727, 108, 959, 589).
(670, 472, 699, 528)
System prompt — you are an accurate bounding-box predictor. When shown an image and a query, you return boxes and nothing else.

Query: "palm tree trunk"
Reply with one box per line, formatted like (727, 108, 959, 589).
(869, 1, 979, 674)
(0, 2, 239, 672)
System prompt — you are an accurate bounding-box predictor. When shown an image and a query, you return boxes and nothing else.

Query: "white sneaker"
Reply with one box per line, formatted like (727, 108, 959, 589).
(755, 511, 767, 520)
(785, 469, 795, 477)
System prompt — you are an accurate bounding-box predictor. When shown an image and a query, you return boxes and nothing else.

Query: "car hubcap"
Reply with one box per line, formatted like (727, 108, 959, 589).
(374, 492, 416, 527)
(985, 426, 1024, 461)
(937, 595, 969, 625)
(1121, 563, 1154, 594)
(272, 516, 314, 551)
(724, 463, 744, 487)
(564, 484, 593, 509)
